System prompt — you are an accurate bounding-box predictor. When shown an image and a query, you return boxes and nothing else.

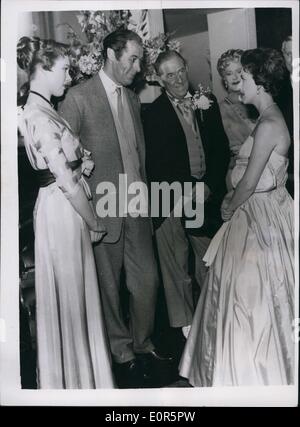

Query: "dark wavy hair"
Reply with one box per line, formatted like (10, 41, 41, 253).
(241, 48, 288, 97)
(17, 36, 69, 78)
(102, 28, 142, 61)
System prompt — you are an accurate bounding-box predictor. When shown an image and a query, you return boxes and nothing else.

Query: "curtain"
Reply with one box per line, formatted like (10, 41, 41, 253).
(32, 12, 55, 39)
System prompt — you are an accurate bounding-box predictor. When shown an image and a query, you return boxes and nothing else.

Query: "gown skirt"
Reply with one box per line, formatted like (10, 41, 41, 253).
(179, 138, 295, 387)
(34, 182, 114, 389)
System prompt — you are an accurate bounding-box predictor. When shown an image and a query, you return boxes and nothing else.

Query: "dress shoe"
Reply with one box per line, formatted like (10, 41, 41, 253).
(114, 358, 147, 388)
(136, 350, 176, 387)
(145, 349, 174, 362)
(136, 349, 174, 364)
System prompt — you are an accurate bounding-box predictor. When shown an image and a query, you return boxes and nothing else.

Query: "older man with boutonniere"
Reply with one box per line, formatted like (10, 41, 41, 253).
(143, 50, 230, 342)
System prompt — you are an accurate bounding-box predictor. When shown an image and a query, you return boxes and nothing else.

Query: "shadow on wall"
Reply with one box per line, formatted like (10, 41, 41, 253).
(164, 9, 212, 91)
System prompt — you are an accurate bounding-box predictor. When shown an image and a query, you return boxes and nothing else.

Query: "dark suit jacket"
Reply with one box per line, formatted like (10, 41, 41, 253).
(59, 73, 148, 243)
(276, 77, 294, 197)
(143, 91, 230, 235)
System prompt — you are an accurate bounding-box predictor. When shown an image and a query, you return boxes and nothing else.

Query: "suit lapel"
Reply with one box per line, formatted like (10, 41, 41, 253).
(88, 74, 124, 164)
(91, 74, 117, 130)
(195, 107, 209, 154)
(161, 92, 209, 169)
(157, 93, 192, 178)
(161, 92, 206, 154)
(160, 92, 185, 133)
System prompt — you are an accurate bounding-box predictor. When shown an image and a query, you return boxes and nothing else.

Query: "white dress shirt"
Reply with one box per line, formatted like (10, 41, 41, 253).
(99, 69, 147, 216)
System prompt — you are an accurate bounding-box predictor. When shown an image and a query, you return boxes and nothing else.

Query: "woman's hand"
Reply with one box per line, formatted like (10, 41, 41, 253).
(221, 206, 234, 221)
(221, 191, 234, 221)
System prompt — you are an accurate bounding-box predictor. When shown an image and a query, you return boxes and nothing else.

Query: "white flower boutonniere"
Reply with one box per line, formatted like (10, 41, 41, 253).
(191, 84, 214, 121)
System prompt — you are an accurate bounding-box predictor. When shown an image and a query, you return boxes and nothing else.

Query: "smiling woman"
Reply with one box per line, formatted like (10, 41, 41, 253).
(217, 49, 257, 189)
(180, 48, 294, 387)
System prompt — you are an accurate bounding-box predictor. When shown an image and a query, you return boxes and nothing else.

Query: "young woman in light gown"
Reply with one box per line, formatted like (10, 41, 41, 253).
(179, 48, 295, 386)
(17, 36, 115, 389)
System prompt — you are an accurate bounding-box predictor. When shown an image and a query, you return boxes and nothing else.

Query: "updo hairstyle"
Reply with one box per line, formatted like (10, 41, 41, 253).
(241, 48, 288, 97)
(17, 36, 69, 78)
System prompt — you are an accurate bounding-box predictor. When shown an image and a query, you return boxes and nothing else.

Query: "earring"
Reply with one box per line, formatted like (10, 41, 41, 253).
(256, 86, 261, 95)
(224, 81, 228, 89)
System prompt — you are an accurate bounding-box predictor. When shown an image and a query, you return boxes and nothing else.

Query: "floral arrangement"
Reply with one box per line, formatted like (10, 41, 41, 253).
(59, 10, 135, 83)
(143, 33, 181, 81)
(58, 10, 180, 85)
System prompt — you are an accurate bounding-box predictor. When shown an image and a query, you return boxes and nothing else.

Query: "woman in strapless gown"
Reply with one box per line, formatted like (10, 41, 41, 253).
(179, 48, 295, 386)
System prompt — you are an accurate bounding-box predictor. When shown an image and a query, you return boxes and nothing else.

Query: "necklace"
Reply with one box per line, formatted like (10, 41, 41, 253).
(258, 102, 276, 121)
(29, 90, 53, 108)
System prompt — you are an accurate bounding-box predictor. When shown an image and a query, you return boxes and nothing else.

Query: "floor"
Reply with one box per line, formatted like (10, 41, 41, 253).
(20, 283, 192, 389)
(18, 138, 194, 390)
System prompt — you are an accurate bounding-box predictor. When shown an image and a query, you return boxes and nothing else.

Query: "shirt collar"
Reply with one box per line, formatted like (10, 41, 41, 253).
(167, 91, 192, 106)
(99, 68, 122, 94)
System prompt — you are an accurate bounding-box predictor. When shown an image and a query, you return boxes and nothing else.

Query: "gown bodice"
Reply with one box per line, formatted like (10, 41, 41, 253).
(231, 135, 289, 192)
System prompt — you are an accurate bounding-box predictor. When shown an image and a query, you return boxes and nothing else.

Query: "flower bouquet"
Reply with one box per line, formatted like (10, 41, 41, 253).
(58, 10, 180, 87)
(59, 10, 134, 84)
(191, 84, 214, 120)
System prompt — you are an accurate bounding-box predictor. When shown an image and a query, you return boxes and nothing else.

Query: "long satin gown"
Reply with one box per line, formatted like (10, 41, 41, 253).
(19, 102, 115, 389)
(179, 135, 295, 386)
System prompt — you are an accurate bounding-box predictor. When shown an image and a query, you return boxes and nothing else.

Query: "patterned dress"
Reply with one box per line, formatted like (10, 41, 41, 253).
(19, 102, 114, 389)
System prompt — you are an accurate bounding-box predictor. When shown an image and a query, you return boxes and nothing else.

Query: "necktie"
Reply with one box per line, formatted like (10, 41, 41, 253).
(177, 98, 197, 135)
(115, 86, 136, 156)
(116, 86, 126, 128)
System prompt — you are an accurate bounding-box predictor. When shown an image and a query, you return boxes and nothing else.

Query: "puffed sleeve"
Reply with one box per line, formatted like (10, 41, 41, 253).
(29, 114, 81, 198)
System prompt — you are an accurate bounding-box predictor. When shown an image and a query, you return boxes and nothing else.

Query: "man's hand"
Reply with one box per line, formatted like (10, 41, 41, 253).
(221, 191, 234, 221)
(89, 218, 107, 243)
(90, 230, 107, 243)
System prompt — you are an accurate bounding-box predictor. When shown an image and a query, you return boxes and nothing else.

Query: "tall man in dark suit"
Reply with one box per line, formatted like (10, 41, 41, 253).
(59, 29, 171, 388)
(143, 51, 229, 339)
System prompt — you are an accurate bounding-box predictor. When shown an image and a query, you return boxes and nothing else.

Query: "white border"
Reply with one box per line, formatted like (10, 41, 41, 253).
(1, 0, 299, 407)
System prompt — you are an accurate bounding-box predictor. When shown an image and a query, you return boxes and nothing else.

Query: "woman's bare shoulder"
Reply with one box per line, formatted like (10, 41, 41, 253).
(254, 113, 290, 153)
